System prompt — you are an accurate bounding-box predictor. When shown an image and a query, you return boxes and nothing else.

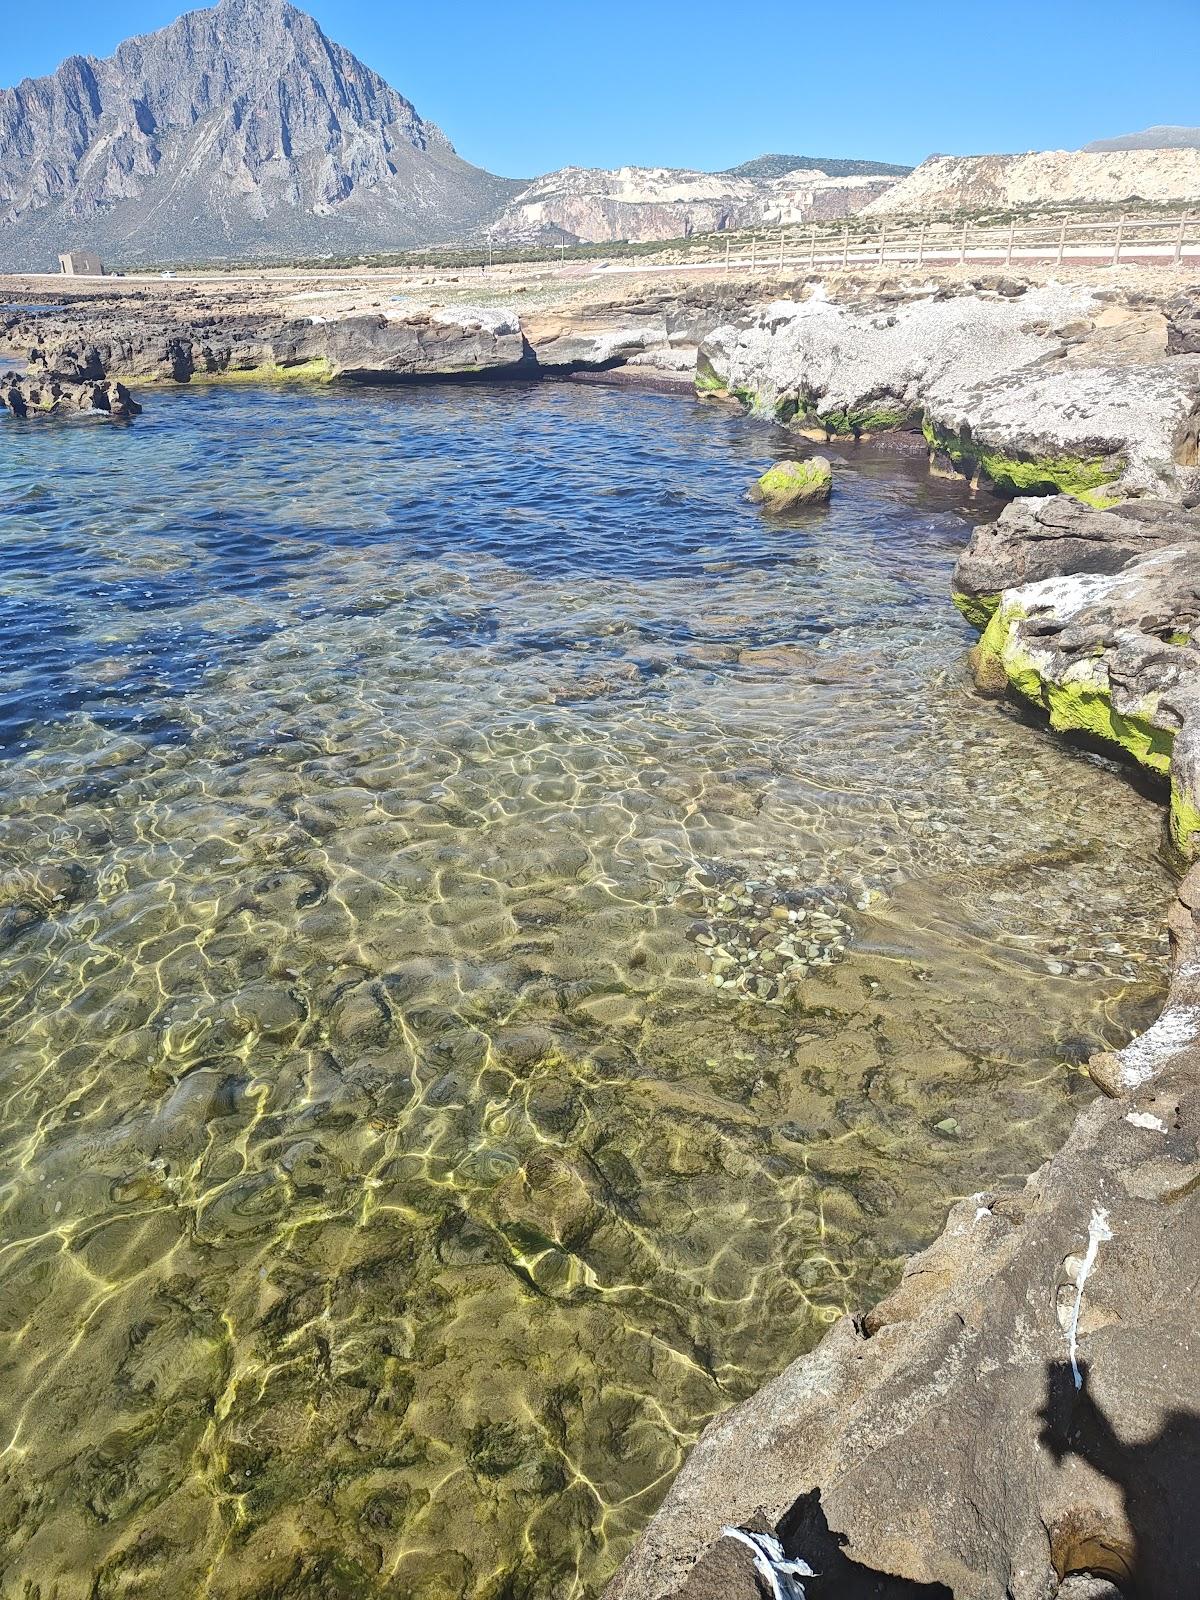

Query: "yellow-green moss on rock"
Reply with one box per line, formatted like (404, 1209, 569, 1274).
(749, 456, 833, 510)
(192, 358, 336, 385)
(694, 351, 727, 395)
(695, 352, 762, 409)
(1171, 790, 1200, 858)
(116, 358, 336, 387)
(976, 603, 1173, 772)
(922, 418, 1123, 501)
(813, 404, 920, 438)
(975, 601, 1199, 860)
(952, 590, 1000, 631)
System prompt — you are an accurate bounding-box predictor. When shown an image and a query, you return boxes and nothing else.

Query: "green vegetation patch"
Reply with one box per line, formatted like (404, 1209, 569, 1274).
(978, 603, 1173, 773)
(194, 358, 336, 385)
(975, 601, 1198, 859)
(952, 590, 1000, 631)
(816, 404, 920, 438)
(694, 352, 730, 396)
(114, 358, 336, 388)
(751, 456, 833, 510)
(1171, 788, 1200, 859)
(922, 417, 1122, 501)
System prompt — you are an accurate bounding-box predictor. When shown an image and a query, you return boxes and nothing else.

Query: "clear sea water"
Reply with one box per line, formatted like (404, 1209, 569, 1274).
(0, 382, 1172, 1598)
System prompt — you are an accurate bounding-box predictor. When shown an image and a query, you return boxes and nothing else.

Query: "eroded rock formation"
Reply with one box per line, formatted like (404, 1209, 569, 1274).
(1, 370, 140, 418)
(5, 301, 531, 386)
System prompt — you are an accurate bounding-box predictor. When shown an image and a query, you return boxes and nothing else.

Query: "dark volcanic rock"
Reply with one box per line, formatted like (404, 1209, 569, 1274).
(1, 370, 140, 418)
(0, 0, 520, 270)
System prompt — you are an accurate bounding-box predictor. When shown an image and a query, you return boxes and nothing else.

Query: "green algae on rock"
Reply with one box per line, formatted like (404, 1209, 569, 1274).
(921, 416, 1123, 501)
(974, 600, 1174, 772)
(749, 456, 833, 510)
(970, 595, 1200, 862)
(694, 350, 730, 397)
(189, 357, 337, 385)
(955, 495, 1200, 863)
(1171, 789, 1200, 859)
(803, 403, 920, 440)
(951, 589, 1000, 631)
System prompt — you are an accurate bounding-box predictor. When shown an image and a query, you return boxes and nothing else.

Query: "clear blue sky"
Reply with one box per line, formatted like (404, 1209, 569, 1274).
(3, 0, 1196, 179)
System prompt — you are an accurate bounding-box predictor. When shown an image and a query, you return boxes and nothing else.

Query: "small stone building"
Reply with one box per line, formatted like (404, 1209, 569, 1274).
(58, 250, 105, 277)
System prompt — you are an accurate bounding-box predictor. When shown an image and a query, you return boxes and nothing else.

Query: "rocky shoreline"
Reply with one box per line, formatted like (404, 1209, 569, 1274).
(0, 270, 741, 391)
(4, 262, 1200, 1598)
(611, 273, 1200, 1600)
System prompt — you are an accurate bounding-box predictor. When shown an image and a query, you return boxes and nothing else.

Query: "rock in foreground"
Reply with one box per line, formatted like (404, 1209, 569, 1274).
(609, 869, 1200, 1600)
(749, 456, 833, 510)
(1, 371, 141, 419)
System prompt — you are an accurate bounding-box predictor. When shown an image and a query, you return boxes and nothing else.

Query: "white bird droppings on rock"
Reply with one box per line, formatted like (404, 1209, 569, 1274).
(1124, 1110, 1168, 1131)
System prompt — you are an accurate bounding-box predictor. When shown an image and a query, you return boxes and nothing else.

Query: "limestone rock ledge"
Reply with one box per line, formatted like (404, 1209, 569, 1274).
(698, 285, 1200, 501)
(608, 866, 1200, 1600)
(4, 302, 532, 386)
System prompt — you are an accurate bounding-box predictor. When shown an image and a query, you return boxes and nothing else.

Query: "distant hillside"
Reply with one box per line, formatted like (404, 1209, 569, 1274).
(723, 153, 912, 181)
(488, 164, 900, 245)
(866, 147, 1200, 216)
(1084, 126, 1200, 152)
(0, 0, 519, 269)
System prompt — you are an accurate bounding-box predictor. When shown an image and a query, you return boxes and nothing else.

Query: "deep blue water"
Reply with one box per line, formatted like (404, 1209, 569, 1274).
(0, 381, 974, 754)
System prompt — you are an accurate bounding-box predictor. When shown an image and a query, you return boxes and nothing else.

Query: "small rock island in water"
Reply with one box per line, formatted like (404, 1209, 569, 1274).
(2, 3, 1199, 1598)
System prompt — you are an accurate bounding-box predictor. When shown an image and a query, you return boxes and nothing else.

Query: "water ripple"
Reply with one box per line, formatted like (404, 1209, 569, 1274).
(0, 382, 1172, 1598)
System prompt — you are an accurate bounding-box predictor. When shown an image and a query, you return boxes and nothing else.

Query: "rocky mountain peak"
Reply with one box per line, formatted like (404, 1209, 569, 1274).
(0, 0, 515, 267)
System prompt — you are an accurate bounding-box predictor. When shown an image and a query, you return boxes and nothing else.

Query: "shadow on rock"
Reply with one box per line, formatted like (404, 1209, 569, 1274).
(677, 1490, 951, 1599)
(1038, 1359, 1200, 1599)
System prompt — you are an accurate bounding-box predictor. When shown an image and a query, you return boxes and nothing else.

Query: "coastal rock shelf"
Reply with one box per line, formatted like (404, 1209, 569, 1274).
(4, 300, 530, 386)
(697, 282, 1200, 502)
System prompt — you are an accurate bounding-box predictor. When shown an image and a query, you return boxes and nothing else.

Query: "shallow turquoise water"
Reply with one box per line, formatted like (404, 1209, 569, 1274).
(0, 382, 1172, 1597)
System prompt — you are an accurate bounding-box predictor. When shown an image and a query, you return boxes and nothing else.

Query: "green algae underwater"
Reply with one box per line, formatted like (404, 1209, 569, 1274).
(0, 382, 1174, 1598)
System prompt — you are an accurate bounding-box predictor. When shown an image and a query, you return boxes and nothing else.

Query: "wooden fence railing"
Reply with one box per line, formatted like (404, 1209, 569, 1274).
(677, 213, 1200, 275)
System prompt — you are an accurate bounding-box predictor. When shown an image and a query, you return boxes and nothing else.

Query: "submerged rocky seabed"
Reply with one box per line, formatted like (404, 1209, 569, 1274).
(0, 383, 1173, 1598)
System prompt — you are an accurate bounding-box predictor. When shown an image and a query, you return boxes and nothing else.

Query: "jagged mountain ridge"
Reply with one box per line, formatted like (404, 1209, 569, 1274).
(0, 0, 520, 267)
